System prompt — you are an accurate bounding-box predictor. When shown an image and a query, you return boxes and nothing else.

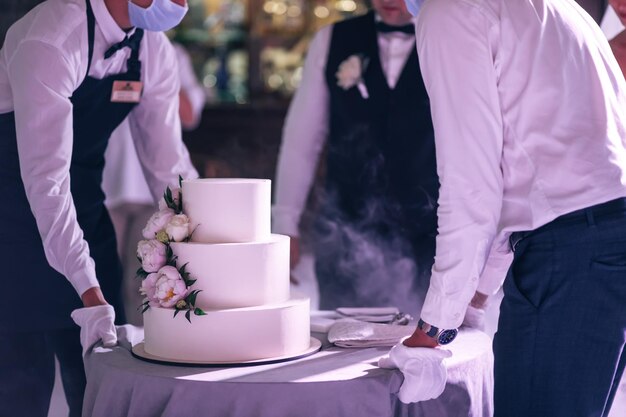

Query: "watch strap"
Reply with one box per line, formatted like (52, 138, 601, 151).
(417, 318, 439, 338)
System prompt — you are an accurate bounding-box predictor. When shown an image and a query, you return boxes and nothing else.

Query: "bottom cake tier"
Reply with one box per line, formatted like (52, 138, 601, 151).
(143, 297, 311, 363)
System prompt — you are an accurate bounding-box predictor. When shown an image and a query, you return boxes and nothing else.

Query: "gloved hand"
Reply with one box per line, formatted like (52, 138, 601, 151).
(378, 340, 452, 403)
(462, 305, 486, 331)
(71, 305, 117, 356)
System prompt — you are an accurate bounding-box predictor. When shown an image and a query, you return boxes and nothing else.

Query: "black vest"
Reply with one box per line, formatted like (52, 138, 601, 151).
(322, 12, 438, 245)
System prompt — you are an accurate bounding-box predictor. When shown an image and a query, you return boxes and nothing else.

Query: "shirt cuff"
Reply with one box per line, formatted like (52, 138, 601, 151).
(419, 289, 470, 330)
(271, 206, 301, 236)
(70, 267, 101, 298)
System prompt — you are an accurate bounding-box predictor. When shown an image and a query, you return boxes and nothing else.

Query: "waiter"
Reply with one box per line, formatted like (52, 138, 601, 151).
(0, 1, 197, 416)
(274, 0, 443, 317)
(398, 0, 626, 416)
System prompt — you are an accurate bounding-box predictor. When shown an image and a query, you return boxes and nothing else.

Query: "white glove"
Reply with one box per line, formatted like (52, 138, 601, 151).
(71, 305, 117, 356)
(462, 305, 486, 331)
(378, 340, 452, 404)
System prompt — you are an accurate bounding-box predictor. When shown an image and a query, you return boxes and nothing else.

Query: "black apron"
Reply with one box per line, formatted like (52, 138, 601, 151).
(0, 0, 143, 331)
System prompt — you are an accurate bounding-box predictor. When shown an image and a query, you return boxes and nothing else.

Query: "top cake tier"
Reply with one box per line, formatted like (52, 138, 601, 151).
(182, 178, 271, 243)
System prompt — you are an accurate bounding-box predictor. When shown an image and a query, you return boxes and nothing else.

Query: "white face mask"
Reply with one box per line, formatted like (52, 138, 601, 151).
(128, 0, 189, 32)
(403, 0, 424, 16)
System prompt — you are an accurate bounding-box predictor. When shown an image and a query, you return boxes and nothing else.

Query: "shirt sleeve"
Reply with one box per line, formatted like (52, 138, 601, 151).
(8, 40, 100, 297)
(173, 43, 205, 130)
(416, 0, 504, 329)
(272, 26, 332, 236)
(128, 38, 199, 201)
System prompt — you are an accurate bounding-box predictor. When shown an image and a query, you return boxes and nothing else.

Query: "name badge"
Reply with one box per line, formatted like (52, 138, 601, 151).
(111, 80, 143, 103)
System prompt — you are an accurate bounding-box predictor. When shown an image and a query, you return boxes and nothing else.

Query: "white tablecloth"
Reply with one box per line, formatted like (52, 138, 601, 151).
(83, 326, 493, 417)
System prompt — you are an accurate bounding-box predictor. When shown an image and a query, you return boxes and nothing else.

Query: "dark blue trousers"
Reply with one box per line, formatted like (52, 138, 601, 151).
(494, 199, 626, 417)
(0, 328, 85, 417)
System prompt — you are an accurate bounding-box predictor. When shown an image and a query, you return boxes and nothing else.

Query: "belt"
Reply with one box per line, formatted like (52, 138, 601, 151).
(510, 197, 626, 251)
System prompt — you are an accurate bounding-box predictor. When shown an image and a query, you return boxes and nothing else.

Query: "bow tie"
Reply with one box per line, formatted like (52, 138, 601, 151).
(376, 21, 415, 35)
(104, 30, 143, 59)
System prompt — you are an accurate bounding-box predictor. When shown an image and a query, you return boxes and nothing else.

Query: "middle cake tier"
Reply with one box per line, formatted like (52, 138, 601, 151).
(170, 234, 290, 309)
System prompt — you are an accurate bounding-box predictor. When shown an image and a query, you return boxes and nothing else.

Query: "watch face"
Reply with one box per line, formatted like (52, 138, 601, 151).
(437, 329, 458, 345)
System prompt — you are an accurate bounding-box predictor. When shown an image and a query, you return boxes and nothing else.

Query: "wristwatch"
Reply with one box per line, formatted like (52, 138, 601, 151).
(417, 319, 458, 345)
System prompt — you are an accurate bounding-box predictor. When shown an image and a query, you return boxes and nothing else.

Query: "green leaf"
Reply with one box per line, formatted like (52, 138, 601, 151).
(174, 309, 181, 318)
(136, 267, 148, 279)
(185, 310, 192, 323)
(185, 225, 199, 243)
(185, 278, 197, 287)
(188, 290, 200, 306)
(194, 308, 206, 316)
(178, 175, 183, 188)
(142, 304, 150, 313)
(166, 245, 174, 259)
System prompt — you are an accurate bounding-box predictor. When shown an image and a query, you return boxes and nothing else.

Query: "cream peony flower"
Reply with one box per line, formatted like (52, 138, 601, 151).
(137, 239, 167, 273)
(153, 266, 189, 308)
(142, 208, 175, 240)
(166, 214, 191, 242)
(336, 55, 369, 98)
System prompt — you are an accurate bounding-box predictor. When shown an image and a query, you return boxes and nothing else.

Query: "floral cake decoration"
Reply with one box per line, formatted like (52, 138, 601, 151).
(136, 176, 205, 322)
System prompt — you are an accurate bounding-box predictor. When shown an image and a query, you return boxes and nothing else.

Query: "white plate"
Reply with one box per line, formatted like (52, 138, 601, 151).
(131, 337, 322, 367)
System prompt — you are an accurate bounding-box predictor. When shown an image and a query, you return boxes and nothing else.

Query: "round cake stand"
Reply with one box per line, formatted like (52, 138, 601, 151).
(131, 337, 322, 368)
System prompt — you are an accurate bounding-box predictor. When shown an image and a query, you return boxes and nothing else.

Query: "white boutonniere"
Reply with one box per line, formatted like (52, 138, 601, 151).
(336, 54, 370, 99)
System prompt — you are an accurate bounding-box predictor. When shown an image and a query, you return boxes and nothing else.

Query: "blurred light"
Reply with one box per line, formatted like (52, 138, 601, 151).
(335, 0, 357, 12)
(287, 5, 302, 17)
(290, 66, 303, 89)
(314, 5, 330, 19)
(273, 2, 288, 15)
(263, 1, 276, 14)
(267, 74, 283, 89)
(203, 74, 217, 88)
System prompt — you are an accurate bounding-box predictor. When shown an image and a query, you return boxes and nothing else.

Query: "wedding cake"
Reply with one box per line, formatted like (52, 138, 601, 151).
(137, 178, 313, 364)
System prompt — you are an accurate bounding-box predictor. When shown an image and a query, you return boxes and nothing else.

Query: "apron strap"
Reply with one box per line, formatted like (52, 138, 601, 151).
(85, 0, 96, 74)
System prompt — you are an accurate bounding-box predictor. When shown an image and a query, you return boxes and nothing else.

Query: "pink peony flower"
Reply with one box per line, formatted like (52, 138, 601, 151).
(153, 265, 189, 308)
(166, 214, 190, 242)
(140, 272, 160, 307)
(142, 208, 175, 240)
(137, 239, 167, 273)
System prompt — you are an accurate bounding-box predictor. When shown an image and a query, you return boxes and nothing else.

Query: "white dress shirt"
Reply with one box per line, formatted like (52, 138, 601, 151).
(0, 0, 198, 297)
(273, 17, 416, 237)
(416, 0, 626, 329)
(102, 42, 206, 209)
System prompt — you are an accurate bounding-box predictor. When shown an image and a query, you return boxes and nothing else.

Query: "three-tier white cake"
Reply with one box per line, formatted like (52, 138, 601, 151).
(140, 178, 313, 364)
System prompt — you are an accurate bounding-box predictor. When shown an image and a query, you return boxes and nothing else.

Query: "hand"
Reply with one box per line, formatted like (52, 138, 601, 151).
(378, 338, 452, 403)
(403, 326, 439, 348)
(289, 236, 301, 285)
(71, 304, 117, 356)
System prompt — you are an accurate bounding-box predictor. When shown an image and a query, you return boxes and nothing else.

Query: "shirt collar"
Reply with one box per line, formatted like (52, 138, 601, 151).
(91, 0, 137, 45)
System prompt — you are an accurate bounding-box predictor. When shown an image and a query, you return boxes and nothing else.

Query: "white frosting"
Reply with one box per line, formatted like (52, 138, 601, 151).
(182, 178, 271, 243)
(170, 234, 290, 309)
(143, 297, 311, 363)
(142, 178, 311, 363)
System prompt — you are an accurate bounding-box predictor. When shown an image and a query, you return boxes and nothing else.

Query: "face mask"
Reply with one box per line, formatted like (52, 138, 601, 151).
(403, 0, 424, 17)
(128, 0, 189, 32)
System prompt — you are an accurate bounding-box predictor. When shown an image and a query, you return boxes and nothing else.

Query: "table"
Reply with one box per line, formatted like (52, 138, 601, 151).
(82, 326, 493, 417)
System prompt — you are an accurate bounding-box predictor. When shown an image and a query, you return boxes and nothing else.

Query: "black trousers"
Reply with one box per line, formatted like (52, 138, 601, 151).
(494, 198, 626, 417)
(0, 328, 85, 417)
